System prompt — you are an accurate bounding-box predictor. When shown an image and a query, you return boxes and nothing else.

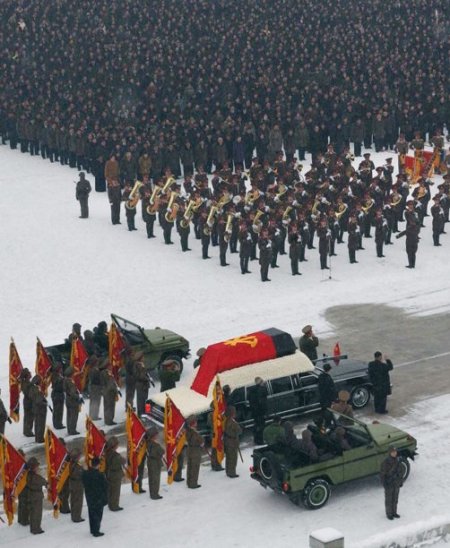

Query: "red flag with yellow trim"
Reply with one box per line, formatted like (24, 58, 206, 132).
(164, 396, 186, 485)
(8, 339, 23, 422)
(84, 416, 106, 472)
(125, 405, 148, 493)
(212, 377, 226, 465)
(44, 428, 70, 517)
(109, 322, 126, 385)
(333, 342, 341, 366)
(35, 338, 53, 395)
(70, 336, 89, 392)
(0, 434, 28, 525)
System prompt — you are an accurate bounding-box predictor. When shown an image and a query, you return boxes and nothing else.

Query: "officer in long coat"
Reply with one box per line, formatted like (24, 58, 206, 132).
(105, 436, 124, 511)
(258, 228, 272, 282)
(239, 225, 252, 274)
(224, 406, 242, 478)
(69, 448, 85, 523)
(299, 325, 319, 361)
(146, 427, 165, 499)
(186, 416, 204, 488)
(29, 375, 48, 443)
(64, 367, 82, 435)
(17, 449, 30, 526)
(101, 363, 119, 425)
(396, 201, 420, 268)
(380, 446, 403, 520)
(82, 456, 108, 537)
(248, 377, 268, 445)
(76, 172, 92, 218)
(88, 358, 103, 421)
(368, 352, 393, 414)
(288, 225, 302, 276)
(20, 368, 34, 437)
(58, 437, 71, 514)
(431, 195, 445, 246)
(317, 363, 337, 409)
(134, 355, 151, 416)
(347, 215, 359, 263)
(26, 457, 47, 535)
(51, 365, 65, 429)
(124, 352, 136, 410)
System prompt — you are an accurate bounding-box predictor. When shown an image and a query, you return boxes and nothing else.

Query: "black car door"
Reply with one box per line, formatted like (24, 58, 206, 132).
(298, 373, 321, 410)
(266, 375, 296, 416)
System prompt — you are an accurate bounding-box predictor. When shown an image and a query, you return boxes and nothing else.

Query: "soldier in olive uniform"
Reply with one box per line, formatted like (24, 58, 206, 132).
(258, 228, 272, 282)
(299, 325, 319, 362)
(124, 351, 137, 410)
(76, 172, 92, 219)
(59, 437, 71, 514)
(101, 362, 119, 425)
(0, 388, 11, 434)
(146, 426, 165, 499)
(20, 368, 34, 437)
(224, 406, 242, 478)
(51, 365, 65, 429)
(159, 360, 181, 392)
(29, 375, 48, 443)
(88, 357, 103, 421)
(26, 457, 47, 534)
(380, 446, 403, 520)
(17, 449, 30, 526)
(186, 416, 204, 489)
(105, 436, 124, 511)
(69, 448, 85, 523)
(64, 367, 82, 435)
(134, 354, 151, 416)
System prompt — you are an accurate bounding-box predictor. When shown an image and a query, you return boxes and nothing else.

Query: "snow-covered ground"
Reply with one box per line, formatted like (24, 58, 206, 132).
(0, 144, 449, 547)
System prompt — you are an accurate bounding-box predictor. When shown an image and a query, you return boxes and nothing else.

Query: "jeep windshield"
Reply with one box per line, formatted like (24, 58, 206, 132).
(111, 314, 148, 345)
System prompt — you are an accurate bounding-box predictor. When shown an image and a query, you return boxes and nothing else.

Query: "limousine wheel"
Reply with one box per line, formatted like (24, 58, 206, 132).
(350, 386, 370, 408)
(398, 456, 410, 482)
(302, 479, 331, 510)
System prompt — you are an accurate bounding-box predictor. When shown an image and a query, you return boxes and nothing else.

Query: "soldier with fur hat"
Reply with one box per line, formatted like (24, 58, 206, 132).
(185, 415, 204, 488)
(64, 367, 83, 435)
(101, 361, 119, 425)
(20, 368, 34, 437)
(26, 457, 47, 534)
(0, 387, 12, 435)
(380, 446, 403, 520)
(105, 436, 125, 511)
(224, 406, 242, 478)
(299, 325, 319, 361)
(29, 375, 48, 443)
(88, 356, 103, 421)
(146, 426, 164, 499)
(69, 448, 85, 523)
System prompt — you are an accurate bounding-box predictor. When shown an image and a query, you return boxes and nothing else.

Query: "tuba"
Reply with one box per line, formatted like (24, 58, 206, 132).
(252, 210, 265, 233)
(180, 199, 196, 228)
(164, 191, 180, 223)
(274, 183, 287, 203)
(335, 202, 348, 220)
(282, 205, 293, 225)
(203, 205, 218, 236)
(245, 188, 260, 208)
(224, 213, 234, 242)
(217, 191, 232, 211)
(362, 198, 374, 213)
(125, 181, 144, 210)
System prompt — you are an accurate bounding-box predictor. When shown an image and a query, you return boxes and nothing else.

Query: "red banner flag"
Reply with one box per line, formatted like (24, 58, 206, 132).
(84, 416, 107, 472)
(191, 329, 278, 396)
(70, 336, 89, 392)
(9, 339, 24, 422)
(404, 151, 434, 180)
(109, 322, 126, 385)
(333, 342, 341, 366)
(35, 337, 53, 396)
(44, 428, 70, 517)
(0, 434, 28, 525)
(212, 377, 226, 465)
(125, 405, 147, 493)
(164, 396, 186, 485)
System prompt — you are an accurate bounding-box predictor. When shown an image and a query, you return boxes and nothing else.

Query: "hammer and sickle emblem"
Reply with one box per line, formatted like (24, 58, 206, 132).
(224, 335, 258, 348)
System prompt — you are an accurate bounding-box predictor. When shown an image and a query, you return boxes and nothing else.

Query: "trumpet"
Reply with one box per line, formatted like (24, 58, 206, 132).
(180, 200, 196, 228)
(224, 213, 234, 242)
(203, 205, 218, 235)
(125, 180, 144, 210)
(164, 191, 180, 223)
(252, 209, 265, 234)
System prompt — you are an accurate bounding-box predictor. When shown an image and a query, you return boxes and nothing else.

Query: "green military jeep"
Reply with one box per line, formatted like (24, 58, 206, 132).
(251, 412, 417, 510)
(45, 314, 190, 372)
(111, 314, 190, 371)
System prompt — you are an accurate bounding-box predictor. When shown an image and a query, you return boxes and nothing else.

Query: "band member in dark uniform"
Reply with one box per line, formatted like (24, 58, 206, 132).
(258, 228, 272, 282)
(288, 224, 302, 276)
(317, 218, 330, 270)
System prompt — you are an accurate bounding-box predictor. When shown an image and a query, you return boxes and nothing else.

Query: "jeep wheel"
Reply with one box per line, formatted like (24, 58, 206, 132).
(302, 479, 331, 510)
(258, 451, 282, 488)
(398, 456, 410, 482)
(161, 354, 184, 373)
(350, 386, 370, 409)
(259, 454, 274, 481)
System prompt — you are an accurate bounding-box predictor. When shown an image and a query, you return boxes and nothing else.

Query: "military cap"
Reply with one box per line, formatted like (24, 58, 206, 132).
(302, 325, 312, 334)
(27, 457, 40, 469)
(254, 376, 264, 384)
(363, 153, 371, 158)
(197, 347, 206, 357)
(147, 426, 159, 439)
(106, 436, 119, 449)
(73, 323, 81, 329)
(338, 390, 350, 402)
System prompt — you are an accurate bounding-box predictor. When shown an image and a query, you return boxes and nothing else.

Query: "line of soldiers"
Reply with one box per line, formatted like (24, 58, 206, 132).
(101, 139, 449, 281)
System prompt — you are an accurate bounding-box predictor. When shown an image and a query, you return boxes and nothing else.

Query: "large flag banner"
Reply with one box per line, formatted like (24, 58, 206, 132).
(109, 322, 126, 384)
(0, 435, 28, 525)
(125, 405, 147, 493)
(9, 339, 24, 422)
(191, 327, 296, 395)
(212, 377, 226, 465)
(404, 151, 434, 181)
(333, 342, 341, 366)
(70, 336, 89, 392)
(35, 337, 53, 395)
(164, 396, 186, 485)
(84, 416, 106, 472)
(44, 428, 70, 517)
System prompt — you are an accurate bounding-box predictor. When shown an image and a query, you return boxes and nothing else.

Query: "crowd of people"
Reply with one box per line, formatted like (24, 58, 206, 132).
(1, 1, 449, 278)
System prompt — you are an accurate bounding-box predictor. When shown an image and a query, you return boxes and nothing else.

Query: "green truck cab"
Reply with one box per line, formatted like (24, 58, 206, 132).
(251, 411, 417, 510)
(111, 314, 190, 371)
